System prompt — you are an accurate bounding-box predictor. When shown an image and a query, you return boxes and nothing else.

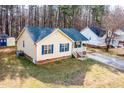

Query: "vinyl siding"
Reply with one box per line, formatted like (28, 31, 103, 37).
(17, 29, 36, 60)
(36, 29, 72, 61)
(81, 27, 105, 46)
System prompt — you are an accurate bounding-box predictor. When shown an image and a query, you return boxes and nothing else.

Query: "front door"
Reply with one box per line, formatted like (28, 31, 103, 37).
(74, 41, 81, 48)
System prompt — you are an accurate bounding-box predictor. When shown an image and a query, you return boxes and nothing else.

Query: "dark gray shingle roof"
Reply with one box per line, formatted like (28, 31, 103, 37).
(27, 26, 88, 42)
(89, 26, 106, 37)
(60, 28, 88, 41)
(0, 33, 8, 39)
(27, 27, 54, 42)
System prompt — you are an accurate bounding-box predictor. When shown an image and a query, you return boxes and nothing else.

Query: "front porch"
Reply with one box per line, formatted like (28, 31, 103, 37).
(72, 41, 87, 58)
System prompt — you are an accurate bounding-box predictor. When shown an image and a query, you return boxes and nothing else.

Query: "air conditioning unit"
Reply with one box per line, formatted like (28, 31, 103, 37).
(33, 59, 37, 64)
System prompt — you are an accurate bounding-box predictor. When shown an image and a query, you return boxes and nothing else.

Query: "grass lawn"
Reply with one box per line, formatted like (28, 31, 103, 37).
(1, 47, 124, 88)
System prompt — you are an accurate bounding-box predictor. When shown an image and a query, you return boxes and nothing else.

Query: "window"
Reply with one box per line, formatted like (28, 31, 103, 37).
(23, 41, 25, 47)
(60, 43, 69, 52)
(42, 44, 53, 55)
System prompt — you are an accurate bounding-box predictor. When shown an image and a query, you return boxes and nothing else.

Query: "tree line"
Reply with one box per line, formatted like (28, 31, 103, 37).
(0, 5, 109, 37)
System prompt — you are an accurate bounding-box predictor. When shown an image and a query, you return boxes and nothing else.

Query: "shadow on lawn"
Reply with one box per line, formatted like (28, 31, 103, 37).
(0, 51, 29, 82)
(0, 50, 123, 87)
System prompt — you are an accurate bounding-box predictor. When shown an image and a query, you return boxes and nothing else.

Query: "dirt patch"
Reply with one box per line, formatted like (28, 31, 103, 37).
(110, 48, 124, 55)
(0, 47, 16, 54)
(70, 73, 84, 86)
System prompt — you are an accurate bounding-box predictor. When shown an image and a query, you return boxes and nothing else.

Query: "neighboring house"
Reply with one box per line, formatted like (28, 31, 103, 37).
(112, 28, 124, 48)
(16, 26, 88, 64)
(0, 33, 15, 46)
(80, 26, 106, 47)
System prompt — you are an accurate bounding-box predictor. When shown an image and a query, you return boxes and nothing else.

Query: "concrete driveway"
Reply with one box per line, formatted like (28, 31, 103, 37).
(86, 53, 124, 71)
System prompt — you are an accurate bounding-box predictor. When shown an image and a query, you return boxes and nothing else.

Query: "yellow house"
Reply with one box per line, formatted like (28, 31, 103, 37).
(16, 27, 88, 64)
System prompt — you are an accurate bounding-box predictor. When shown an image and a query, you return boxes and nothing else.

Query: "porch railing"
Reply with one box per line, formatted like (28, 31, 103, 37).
(73, 47, 86, 52)
(72, 47, 87, 58)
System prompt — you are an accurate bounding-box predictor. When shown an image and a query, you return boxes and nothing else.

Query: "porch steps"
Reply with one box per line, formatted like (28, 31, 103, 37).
(72, 52, 78, 58)
(78, 51, 87, 57)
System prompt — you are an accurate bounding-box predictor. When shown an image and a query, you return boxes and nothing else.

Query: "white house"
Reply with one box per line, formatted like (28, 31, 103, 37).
(80, 26, 106, 47)
(112, 28, 124, 48)
(16, 26, 88, 64)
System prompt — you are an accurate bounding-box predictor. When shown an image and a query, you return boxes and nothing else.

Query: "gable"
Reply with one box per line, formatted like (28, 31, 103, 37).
(81, 27, 98, 40)
(17, 28, 34, 44)
(16, 28, 26, 41)
(37, 29, 73, 45)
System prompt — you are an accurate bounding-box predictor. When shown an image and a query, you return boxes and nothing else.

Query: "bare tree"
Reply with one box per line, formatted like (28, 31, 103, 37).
(102, 7, 124, 51)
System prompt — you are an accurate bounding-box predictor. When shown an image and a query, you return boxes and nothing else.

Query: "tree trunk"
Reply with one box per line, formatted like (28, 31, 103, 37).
(43, 6, 46, 27)
(106, 44, 109, 52)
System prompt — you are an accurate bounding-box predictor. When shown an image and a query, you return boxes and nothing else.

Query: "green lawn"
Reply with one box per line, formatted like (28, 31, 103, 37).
(1, 47, 124, 88)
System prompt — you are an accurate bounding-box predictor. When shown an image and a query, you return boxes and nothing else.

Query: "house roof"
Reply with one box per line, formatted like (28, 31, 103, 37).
(0, 33, 9, 39)
(27, 27, 54, 42)
(60, 28, 88, 41)
(27, 26, 88, 42)
(89, 26, 106, 37)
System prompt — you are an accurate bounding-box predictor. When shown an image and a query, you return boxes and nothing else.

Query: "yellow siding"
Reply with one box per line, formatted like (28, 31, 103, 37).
(36, 29, 73, 61)
(17, 29, 36, 60)
(7, 37, 15, 46)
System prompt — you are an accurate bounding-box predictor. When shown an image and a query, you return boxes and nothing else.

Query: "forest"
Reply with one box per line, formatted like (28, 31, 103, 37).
(0, 5, 124, 38)
(0, 5, 110, 37)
